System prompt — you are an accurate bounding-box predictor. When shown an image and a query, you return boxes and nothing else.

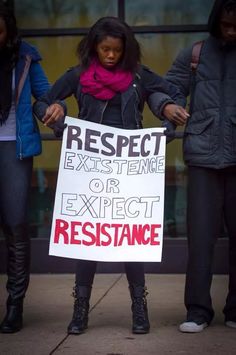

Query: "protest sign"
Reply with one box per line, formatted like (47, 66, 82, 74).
(49, 116, 166, 262)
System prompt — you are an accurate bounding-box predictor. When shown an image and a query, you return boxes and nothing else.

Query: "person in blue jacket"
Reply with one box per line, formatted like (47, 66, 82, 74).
(0, 1, 50, 333)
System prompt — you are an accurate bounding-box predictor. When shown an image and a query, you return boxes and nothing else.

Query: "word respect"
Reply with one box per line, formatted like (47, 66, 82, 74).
(66, 126, 164, 157)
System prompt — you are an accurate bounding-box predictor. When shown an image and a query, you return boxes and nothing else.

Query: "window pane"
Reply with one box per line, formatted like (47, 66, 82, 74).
(27, 36, 82, 82)
(126, 0, 213, 26)
(15, 0, 117, 29)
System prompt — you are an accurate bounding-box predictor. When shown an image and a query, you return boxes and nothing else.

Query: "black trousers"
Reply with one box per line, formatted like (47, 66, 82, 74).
(75, 260, 145, 287)
(0, 141, 33, 301)
(0, 141, 33, 227)
(185, 166, 236, 323)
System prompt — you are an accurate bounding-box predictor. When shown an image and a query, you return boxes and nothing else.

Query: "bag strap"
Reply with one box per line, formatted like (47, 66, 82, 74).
(188, 40, 204, 114)
(190, 40, 204, 72)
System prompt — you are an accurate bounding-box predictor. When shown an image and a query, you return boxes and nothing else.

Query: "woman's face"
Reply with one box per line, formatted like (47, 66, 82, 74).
(0, 17, 7, 49)
(96, 36, 124, 69)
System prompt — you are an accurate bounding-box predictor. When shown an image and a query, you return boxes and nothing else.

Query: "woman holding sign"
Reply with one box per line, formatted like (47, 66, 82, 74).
(33, 16, 188, 335)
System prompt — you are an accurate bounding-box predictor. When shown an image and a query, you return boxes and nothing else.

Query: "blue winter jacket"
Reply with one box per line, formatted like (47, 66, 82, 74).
(14, 41, 50, 159)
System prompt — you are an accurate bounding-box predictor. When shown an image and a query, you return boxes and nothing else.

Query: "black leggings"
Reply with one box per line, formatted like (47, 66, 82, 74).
(0, 141, 33, 227)
(75, 260, 145, 287)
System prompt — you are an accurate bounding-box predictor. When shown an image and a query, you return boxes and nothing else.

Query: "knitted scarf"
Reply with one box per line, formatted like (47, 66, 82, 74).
(80, 60, 133, 100)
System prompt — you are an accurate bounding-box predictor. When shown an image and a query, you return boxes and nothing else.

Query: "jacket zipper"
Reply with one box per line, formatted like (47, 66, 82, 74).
(100, 101, 108, 123)
(134, 86, 142, 129)
(219, 51, 225, 167)
(16, 55, 32, 159)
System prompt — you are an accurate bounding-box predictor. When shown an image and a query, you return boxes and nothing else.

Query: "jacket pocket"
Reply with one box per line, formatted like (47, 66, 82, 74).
(184, 116, 215, 156)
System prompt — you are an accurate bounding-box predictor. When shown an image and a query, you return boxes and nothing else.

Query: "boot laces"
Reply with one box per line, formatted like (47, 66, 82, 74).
(132, 297, 148, 322)
(72, 290, 89, 321)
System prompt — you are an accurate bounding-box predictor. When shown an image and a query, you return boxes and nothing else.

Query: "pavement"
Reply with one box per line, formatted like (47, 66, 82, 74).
(0, 273, 236, 355)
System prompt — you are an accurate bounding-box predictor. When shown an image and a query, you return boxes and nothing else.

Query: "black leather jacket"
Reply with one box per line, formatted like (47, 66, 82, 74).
(33, 64, 180, 130)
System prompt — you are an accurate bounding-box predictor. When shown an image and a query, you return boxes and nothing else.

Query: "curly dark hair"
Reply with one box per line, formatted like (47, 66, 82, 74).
(77, 16, 141, 73)
(0, 0, 20, 66)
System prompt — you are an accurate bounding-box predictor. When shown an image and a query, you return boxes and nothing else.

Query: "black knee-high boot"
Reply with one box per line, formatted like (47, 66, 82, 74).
(129, 285, 150, 334)
(0, 224, 30, 333)
(67, 285, 92, 335)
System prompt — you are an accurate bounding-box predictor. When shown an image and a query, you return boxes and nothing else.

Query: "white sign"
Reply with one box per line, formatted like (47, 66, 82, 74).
(49, 116, 166, 262)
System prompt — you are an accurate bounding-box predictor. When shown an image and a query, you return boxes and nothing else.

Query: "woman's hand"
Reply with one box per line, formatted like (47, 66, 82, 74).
(42, 103, 65, 126)
(163, 104, 189, 126)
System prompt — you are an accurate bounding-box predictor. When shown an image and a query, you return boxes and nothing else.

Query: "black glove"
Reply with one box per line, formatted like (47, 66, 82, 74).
(48, 119, 67, 138)
(162, 119, 177, 144)
(162, 120, 185, 143)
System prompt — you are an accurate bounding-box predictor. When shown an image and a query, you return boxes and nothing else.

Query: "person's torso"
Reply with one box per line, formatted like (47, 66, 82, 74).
(0, 71, 16, 141)
(184, 36, 236, 168)
(77, 74, 144, 130)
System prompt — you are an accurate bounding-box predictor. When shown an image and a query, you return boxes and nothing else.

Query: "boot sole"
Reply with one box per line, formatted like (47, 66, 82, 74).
(132, 329, 150, 334)
(67, 326, 88, 335)
(0, 326, 22, 333)
(67, 330, 86, 335)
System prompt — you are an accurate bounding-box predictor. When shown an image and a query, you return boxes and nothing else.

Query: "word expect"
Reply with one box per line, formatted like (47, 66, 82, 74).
(61, 193, 160, 218)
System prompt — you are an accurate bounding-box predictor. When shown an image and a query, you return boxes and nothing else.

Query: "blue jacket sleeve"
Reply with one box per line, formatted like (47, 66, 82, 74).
(33, 67, 78, 121)
(29, 61, 50, 99)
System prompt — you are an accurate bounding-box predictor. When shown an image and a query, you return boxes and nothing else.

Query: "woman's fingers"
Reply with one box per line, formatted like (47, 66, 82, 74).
(42, 103, 65, 125)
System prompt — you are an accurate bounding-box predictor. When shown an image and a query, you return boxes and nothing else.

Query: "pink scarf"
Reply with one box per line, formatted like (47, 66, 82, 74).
(80, 60, 133, 100)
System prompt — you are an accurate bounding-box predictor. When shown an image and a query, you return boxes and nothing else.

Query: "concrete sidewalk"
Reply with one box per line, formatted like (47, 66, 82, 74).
(0, 274, 235, 355)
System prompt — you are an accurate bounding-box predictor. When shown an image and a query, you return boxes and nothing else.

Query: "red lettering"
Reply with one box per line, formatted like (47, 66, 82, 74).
(100, 223, 112, 246)
(54, 219, 69, 244)
(54, 220, 161, 248)
(70, 221, 82, 245)
(131, 224, 150, 245)
(111, 224, 123, 246)
(95, 223, 101, 246)
(150, 224, 161, 245)
(118, 224, 131, 246)
(82, 222, 96, 246)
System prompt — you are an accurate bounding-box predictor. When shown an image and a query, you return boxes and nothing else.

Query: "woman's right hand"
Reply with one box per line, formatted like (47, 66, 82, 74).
(163, 104, 189, 126)
(42, 103, 65, 126)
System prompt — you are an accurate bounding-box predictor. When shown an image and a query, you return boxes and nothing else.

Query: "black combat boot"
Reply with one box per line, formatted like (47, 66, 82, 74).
(67, 285, 92, 335)
(129, 285, 150, 334)
(0, 224, 30, 333)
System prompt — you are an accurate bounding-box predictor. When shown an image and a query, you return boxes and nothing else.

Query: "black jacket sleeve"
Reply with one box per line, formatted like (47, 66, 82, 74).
(164, 46, 192, 107)
(33, 66, 80, 121)
(140, 65, 184, 119)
